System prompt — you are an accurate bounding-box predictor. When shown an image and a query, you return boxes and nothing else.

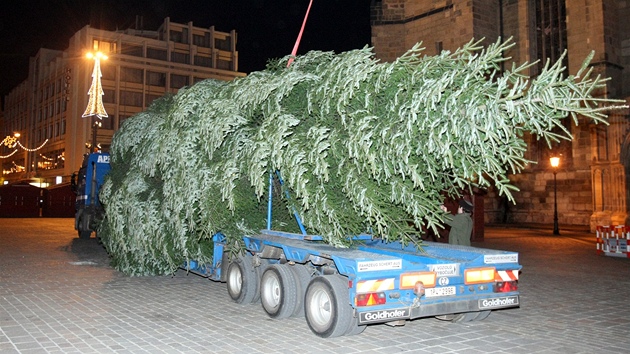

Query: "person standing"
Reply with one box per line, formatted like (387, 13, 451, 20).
(440, 199, 473, 246)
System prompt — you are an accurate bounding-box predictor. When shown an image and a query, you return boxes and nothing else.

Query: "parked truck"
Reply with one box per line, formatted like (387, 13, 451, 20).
(71, 151, 111, 239)
(76, 152, 521, 337)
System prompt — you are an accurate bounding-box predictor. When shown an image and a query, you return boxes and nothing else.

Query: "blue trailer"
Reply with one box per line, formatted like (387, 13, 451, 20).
(72, 152, 111, 239)
(78, 152, 521, 337)
(184, 175, 522, 338)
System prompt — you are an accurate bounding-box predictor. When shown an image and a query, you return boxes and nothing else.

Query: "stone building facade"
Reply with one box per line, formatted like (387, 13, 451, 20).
(371, 0, 630, 229)
(2, 17, 244, 186)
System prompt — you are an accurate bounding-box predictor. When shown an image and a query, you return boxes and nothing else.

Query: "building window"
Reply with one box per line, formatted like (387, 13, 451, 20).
(120, 90, 143, 106)
(535, 0, 567, 75)
(217, 59, 231, 70)
(123, 43, 144, 57)
(100, 115, 115, 130)
(93, 39, 117, 54)
(170, 30, 183, 43)
(120, 67, 144, 83)
(171, 52, 190, 64)
(103, 89, 116, 103)
(40, 149, 65, 170)
(170, 74, 189, 88)
(194, 55, 212, 67)
(147, 71, 166, 87)
(147, 47, 167, 61)
(215, 37, 231, 51)
(193, 34, 210, 47)
(101, 65, 116, 80)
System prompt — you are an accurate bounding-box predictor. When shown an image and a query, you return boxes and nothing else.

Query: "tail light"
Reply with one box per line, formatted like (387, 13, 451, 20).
(355, 292, 387, 306)
(400, 272, 436, 289)
(494, 281, 518, 293)
(464, 267, 496, 284)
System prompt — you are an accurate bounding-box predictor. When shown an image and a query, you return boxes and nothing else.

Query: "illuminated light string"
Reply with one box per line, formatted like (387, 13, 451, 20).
(17, 139, 49, 152)
(0, 136, 49, 159)
(0, 150, 18, 159)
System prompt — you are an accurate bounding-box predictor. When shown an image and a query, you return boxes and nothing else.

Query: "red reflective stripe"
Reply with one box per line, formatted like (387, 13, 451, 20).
(495, 270, 519, 282)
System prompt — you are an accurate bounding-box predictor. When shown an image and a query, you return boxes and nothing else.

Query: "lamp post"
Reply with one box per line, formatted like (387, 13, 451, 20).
(550, 156, 560, 235)
(82, 51, 108, 152)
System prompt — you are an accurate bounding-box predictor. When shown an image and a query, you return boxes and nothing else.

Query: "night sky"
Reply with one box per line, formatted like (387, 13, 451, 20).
(0, 0, 372, 101)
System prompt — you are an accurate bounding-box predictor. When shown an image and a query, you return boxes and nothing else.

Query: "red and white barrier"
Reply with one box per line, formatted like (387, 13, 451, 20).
(596, 225, 629, 258)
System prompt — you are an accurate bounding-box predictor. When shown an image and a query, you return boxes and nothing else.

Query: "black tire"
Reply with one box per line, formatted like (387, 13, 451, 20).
(77, 214, 92, 239)
(78, 229, 92, 239)
(345, 315, 367, 336)
(260, 264, 299, 319)
(436, 312, 478, 323)
(451, 312, 478, 323)
(304, 275, 353, 338)
(474, 310, 491, 321)
(252, 258, 270, 303)
(288, 264, 313, 317)
(226, 255, 258, 304)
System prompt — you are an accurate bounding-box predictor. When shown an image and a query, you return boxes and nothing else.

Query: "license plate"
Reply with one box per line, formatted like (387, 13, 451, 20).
(425, 286, 456, 297)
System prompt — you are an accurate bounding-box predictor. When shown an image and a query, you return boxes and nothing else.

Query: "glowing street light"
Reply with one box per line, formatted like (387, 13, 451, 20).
(83, 51, 108, 152)
(550, 156, 560, 235)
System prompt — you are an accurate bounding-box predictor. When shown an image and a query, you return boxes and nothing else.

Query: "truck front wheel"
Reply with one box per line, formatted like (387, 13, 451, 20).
(226, 255, 258, 304)
(304, 275, 353, 338)
(76, 213, 92, 239)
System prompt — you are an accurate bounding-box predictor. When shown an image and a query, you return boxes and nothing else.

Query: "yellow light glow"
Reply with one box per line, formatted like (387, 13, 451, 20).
(86, 51, 108, 60)
(550, 156, 560, 168)
(400, 272, 436, 289)
(464, 267, 496, 284)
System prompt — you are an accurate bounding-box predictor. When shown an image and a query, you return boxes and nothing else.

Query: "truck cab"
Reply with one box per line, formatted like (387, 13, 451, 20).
(72, 152, 111, 239)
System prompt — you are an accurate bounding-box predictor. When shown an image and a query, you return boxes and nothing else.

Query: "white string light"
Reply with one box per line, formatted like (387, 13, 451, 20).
(0, 150, 18, 159)
(0, 136, 49, 159)
(16, 139, 49, 152)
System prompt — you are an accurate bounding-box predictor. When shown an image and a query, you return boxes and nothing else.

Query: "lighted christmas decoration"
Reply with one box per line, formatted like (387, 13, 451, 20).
(0, 134, 48, 159)
(82, 52, 108, 119)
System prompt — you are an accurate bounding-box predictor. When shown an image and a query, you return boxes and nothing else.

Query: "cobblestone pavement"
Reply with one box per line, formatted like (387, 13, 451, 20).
(1, 218, 629, 353)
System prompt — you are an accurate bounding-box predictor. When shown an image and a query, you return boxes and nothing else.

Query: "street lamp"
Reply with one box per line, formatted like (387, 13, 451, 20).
(550, 156, 560, 235)
(82, 51, 108, 152)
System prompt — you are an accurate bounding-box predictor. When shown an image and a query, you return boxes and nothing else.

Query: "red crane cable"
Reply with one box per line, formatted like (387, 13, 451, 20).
(287, 0, 314, 68)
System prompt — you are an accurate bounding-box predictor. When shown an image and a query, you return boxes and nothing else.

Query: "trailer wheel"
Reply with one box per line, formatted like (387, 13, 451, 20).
(436, 312, 478, 323)
(252, 258, 270, 303)
(304, 275, 353, 338)
(474, 310, 491, 321)
(77, 213, 92, 239)
(78, 229, 92, 239)
(288, 264, 312, 317)
(226, 255, 258, 304)
(260, 264, 299, 319)
(345, 316, 367, 336)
